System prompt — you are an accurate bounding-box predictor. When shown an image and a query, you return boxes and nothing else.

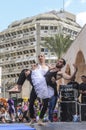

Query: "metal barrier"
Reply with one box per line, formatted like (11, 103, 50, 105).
(58, 100, 86, 122)
(77, 102, 86, 121)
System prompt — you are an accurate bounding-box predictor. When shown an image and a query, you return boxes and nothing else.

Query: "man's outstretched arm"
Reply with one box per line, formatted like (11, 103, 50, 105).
(58, 64, 78, 80)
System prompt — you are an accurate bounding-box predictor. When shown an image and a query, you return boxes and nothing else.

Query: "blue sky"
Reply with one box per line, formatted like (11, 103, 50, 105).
(0, 0, 86, 31)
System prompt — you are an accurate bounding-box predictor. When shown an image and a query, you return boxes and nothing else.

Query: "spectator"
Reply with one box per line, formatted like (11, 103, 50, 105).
(7, 98, 15, 122)
(79, 75, 86, 103)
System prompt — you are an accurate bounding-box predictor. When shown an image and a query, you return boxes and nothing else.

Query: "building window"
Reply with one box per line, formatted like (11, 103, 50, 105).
(41, 26, 44, 30)
(45, 26, 48, 30)
(17, 30, 22, 34)
(50, 26, 53, 30)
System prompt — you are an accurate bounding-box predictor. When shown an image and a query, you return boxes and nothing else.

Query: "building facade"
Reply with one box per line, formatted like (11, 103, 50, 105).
(63, 24, 86, 83)
(0, 10, 81, 98)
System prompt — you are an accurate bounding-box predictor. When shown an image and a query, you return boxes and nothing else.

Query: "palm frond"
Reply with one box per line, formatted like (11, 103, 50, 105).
(41, 34, 73, 58)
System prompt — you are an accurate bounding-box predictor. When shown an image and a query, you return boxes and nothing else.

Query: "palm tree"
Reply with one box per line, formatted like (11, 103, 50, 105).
(41, 34, 73, 58)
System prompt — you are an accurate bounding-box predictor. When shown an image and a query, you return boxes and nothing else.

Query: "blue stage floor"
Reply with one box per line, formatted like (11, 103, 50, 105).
(0, 124, 36, 130)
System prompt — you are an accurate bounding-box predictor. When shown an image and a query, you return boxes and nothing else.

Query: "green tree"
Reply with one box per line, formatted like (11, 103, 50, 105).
(42, 34, 73, 58)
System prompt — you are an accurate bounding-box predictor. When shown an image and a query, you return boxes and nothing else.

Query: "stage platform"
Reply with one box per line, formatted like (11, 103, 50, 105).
(0, 123, 35, 130)
(0, 122, 86, 130)
(28, 122, 86, 130)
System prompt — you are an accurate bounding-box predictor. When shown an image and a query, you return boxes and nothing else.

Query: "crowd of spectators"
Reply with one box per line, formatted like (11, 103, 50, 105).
(0, 75, 86, 123)
(0, 97, 58, 123)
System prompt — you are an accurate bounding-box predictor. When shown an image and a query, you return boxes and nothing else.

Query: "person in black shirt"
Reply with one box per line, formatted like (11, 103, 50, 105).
(67, 76, 80, 99)
(79, 75, 86, 121)
(79, 75, 86, 103)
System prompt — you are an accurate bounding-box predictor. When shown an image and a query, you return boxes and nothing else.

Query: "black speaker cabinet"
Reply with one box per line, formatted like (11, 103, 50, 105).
(60, 85, 78, 101)
(60, 101, 76, 121)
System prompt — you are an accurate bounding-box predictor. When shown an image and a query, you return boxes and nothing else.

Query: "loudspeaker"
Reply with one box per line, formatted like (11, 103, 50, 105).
(60, 85, 78, 101)
(61, 91, 75, 101)
(60, 102, 76, 121)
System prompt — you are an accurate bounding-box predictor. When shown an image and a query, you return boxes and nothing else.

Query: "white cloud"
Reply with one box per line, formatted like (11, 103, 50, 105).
(80, 0, 86, 3)
(64, 0, 72, 8)
(76, 12, 86, 27)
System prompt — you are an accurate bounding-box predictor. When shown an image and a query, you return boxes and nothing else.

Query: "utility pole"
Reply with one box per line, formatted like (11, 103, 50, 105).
(36, 23, 41, 63)
(63, 0, 65, 11)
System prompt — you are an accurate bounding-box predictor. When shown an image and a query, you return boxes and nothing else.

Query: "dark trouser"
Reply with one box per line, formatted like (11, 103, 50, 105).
(40, 98, 49, 119)
(17, 69, 29, 85)
(17, 69, 49, 120)
(82, 96, 86, 103)
(29, 88, 49, 119)
(29, 88, 37, 119)
(48, 95, 57, 122)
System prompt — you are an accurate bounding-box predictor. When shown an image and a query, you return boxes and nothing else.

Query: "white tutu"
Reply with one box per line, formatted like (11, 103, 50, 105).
(31, 65, 49, 99)
(31, 65, 54, 99)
